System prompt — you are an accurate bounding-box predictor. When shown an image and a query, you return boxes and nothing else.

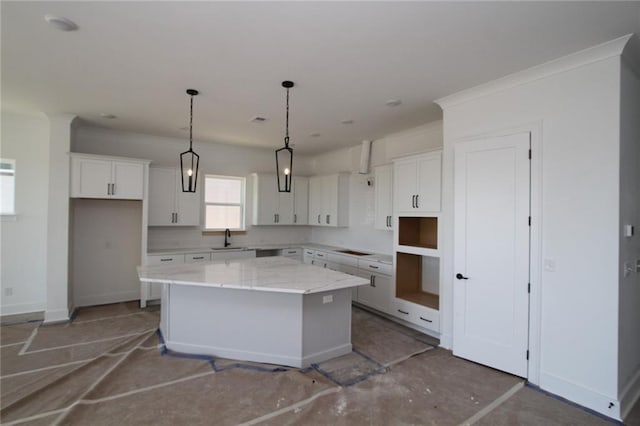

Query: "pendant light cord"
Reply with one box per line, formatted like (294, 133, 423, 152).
(189, 94, 194, 151)
(284, 87, 290, 148)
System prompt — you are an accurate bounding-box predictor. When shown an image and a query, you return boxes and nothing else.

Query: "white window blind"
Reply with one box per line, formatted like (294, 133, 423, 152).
(204, 175, 245, 230)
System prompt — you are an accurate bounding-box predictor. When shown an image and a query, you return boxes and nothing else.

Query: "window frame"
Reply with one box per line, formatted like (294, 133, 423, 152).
(203, 174, 246, 231)
(0, 158, 16, 217)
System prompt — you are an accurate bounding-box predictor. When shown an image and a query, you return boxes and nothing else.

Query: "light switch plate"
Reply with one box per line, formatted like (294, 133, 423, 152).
(323, 295, 333, 304)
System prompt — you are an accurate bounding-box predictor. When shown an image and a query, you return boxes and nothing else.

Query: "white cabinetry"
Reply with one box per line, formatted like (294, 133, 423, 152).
(307, 174, 349, 227)
(70, 154, 146, 200)
(145, 254, 185, 301)
(394, 151, 442, 214)
(148, 167, 201, 226)
(355, 259, 393, 313)
(251, 174, 308, 226)
(293, 177, 309, 225)
(374, 164, 394, 230)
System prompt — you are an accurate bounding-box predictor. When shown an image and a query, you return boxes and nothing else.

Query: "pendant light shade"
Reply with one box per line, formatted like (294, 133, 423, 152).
(276, 81, 294, 193)
(180, 89, 200, 193)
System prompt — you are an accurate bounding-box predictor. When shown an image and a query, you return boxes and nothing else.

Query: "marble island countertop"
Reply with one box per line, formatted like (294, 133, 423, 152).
(147, 243, 393, 264)
(138, 256, 369, 295)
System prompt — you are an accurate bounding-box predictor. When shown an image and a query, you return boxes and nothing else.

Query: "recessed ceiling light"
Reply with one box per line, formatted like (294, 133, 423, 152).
(385, 99, 402, 107)
(309, 132, 321, 137)
(44, 15, 78, 31)
(340, 119, 354, 125)
(100, 113, 117, 119)
(250, 116, 267, 123)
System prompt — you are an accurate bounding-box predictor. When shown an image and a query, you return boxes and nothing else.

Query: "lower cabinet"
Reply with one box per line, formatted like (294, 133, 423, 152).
(185, 253, 211, 263)
(391, 298, 440, 332)
(144, 254, 185, 303)
(355, 270, 392, 313)
(279, 248, 302, 261)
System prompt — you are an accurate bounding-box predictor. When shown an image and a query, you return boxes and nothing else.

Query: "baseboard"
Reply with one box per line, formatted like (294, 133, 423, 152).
(1, 310, 44, 325)
(74, 291, 139, 308)
(0, 301, 45, 317)
(620, 367, 640, 420)
(540, 371, 621, 420)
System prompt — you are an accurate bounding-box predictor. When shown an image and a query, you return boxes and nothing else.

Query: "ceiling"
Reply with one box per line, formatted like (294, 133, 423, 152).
(2, 2, 639, 155)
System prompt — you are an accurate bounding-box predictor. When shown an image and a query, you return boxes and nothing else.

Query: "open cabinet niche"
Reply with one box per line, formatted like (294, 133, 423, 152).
(396, 252, 439, 310)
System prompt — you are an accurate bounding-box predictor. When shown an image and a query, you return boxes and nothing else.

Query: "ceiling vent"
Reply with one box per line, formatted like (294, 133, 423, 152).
(250, 116, 267, 123)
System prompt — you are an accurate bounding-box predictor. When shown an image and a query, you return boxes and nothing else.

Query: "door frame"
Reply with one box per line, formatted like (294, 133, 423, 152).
(450, 120, 542, 385)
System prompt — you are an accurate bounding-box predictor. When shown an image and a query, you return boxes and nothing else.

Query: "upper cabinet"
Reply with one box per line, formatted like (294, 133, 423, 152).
(308, 174, 349, 227)
(292, 176, 309, 225)
(374, 164, 394, 231)
(394, 150, 442, 215)
(251, 173, 308, 226)
(70, 153, 148, 200)
(148, 167, 201, 226)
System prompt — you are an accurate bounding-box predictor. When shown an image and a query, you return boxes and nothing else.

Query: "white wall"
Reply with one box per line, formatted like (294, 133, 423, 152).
(71, 199, 142, 307)
(310, 122, 443, 255)
(0, 111, 50, 315)
(618, 53, 640, 415)
(73, 126, 314, 250)
(438, 39, 627, 418)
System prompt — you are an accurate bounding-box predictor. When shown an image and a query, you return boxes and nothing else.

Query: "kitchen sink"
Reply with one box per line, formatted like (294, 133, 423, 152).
(210, 247, 247, 251)
(336, 249, 369, 256)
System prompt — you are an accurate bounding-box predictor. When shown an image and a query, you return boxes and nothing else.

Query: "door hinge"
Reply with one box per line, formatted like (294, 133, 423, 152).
(528, 216, 531, 226)
(526, 350, 530, 360)
(528, 149, 532, 159)
(528, 283, 531, 293)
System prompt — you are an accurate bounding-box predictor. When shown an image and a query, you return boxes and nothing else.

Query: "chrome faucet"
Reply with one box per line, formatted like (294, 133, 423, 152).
(224, 228, 231, 247)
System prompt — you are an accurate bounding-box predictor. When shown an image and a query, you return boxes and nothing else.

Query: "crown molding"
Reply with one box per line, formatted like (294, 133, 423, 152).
(436, 34, 633, 110)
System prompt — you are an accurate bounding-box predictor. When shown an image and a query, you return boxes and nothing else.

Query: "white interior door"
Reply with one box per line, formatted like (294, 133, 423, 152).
(453, 132, 531, 378)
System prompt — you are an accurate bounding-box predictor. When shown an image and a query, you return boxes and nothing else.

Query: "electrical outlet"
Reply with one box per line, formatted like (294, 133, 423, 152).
(323, 295, 333, 304)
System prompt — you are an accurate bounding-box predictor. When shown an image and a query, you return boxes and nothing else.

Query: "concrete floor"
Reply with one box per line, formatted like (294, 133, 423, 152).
(1, 302, 637, 425)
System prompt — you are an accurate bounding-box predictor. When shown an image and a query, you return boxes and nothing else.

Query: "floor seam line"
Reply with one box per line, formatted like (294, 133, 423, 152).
(458, 381, 524, 426)
(237, 386, 342, 425)
(20, 328, 157, 355)
(383, 346, 434, 368)
(0, 341, 27, 348)
(18, 328, 38, 355)
(72, 311, 150, 324)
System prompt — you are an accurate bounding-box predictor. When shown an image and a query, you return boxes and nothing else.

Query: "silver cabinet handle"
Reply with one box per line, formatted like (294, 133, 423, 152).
(326, 214, 330, 224)
(419, 316, 433, 323)
(112, 183, 115, 195)
(192, 256, 204, 260)
(371, 275, 376, 287)
(274, 214, 277, 223)
(277, 213, 280, 223)
(398, 309, 409, 315)
(369, 276, 373, 286)
(368, 265, 379, 269)
(160, 258, 173, 262)
(294, 214, 297, 223)
(317, 214, 321, 224)
(411, 195, 416, 208)
(175, 212, 178, 223)
(415, 194, 419, 208)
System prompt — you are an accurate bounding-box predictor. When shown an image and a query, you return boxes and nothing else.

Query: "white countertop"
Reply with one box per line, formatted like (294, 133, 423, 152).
(137, 256, 369, 295)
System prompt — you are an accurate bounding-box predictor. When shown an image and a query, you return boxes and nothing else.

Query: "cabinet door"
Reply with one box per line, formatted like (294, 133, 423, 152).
(416, 152, 441, 212)
(357, 272, 392, 313)
(322, 175, 339, 226)
(302, 249, 315, 264)
(394, 159, 418, 212)
(253, 174, 278, 225)
(112, 161, 144, 200)
(277, 190, 294, 225)
(176, 174, 201, 226)
(308, 176, 323, 225)
(292, 177, 308, 225)
(148, 168, 177, 226)
(374, 165, 393, 230)
(71, 158, 111, 198)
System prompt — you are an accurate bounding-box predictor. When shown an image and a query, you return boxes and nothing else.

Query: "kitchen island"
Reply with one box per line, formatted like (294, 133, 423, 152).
(137, 256, 369, 367)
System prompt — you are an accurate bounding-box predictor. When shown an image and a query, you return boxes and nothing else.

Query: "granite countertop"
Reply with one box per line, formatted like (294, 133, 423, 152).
(147, 243, 393, 264)
(137, 256, 369, 295)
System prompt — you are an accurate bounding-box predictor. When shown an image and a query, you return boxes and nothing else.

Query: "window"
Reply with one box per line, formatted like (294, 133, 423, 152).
(204, 175, 245, 230)
(0, 159, 16, 215)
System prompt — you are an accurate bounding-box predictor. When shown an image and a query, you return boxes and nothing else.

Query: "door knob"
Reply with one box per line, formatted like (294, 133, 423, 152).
(456, 273, 469, 280)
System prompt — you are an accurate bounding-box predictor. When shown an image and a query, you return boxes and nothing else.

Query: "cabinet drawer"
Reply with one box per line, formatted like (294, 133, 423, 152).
(185, 253, 211, 263)
(281, 248, 302, 257)
(314, 251, 327, 259)
(146, 254, 185, 265)
(358, 259, 392, 276)
(392, 298, 439, 332)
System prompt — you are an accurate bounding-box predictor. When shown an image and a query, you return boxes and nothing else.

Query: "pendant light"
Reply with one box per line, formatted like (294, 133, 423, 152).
(275, 81, 294, 193)
(180, 89, 200, 193)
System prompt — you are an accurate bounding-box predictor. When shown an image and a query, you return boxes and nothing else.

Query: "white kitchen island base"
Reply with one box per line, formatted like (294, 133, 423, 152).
(139, 257, 368, 368)
(161, 284, 352, 367)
